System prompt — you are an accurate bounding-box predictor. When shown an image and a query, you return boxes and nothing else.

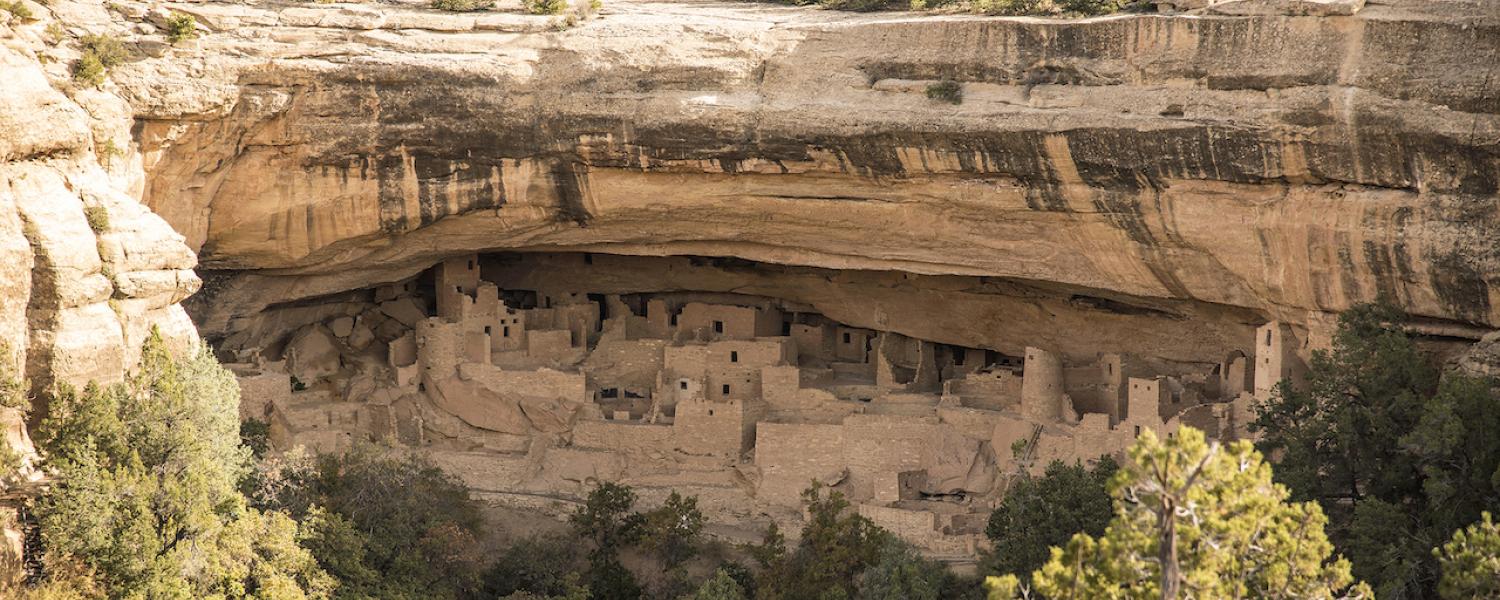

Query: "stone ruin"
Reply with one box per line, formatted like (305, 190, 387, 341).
(225, 252, 1311, 565)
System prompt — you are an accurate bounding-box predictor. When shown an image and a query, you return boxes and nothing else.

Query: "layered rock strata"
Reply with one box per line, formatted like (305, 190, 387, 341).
(101, 0, 1500, 352)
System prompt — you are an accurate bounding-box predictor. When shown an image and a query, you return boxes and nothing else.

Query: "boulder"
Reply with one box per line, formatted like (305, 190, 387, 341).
(379, 297, 427, 328)
(346, 319, 374, 350)
(329, 316, 355, 338)
(285, 325, 341, 383)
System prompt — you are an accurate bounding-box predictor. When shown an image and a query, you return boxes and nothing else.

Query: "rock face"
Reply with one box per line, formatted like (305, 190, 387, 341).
(108, 0, 1500, 350)
(1, 9, 200, 397)
(2, 6, 201, 584)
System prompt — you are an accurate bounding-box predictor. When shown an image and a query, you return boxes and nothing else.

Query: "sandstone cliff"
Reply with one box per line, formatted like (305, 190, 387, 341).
(1, 10, 200, 398)
(98, 0, 1500, 360)
(2, 5, 205, 580)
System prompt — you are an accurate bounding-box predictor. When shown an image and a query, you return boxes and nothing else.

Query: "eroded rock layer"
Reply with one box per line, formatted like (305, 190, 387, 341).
(108, 0, 1500, 344)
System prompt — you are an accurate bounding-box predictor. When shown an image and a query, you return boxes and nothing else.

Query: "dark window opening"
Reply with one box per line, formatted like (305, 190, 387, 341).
(781, 321, 792, 336)
(680, 381, 688, 390)
(1265, 330, 1272, 345)
(670, 314, 678, 326)
(502, 326, 510, 337)
(588, 293, 607, 330)
(484, 326, 492, 335)
(418, 383, 426, 392)
(455, 286, 462, 293)
(468, 260, 475, 270)
(1135, 426, 1142, 437)
(500, 289, 538, 310)
(953, 349, 965, 366)
(583, 253, 594, 264)
(713, 321, 724, 334)
(722, 384, 731, 395)
(843, 332, 852, 344)
(708, 409, 715, 416)
(601, 388, 619, 399)
(730, 351, 739, 363)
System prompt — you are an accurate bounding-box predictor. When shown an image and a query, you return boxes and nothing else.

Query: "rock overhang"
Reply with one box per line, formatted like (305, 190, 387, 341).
(100, 0, 1500, 343)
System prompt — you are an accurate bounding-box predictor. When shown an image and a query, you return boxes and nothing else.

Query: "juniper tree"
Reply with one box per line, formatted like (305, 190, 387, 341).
(33, 330, 332, 598)
(1252, 303, 1500, 597)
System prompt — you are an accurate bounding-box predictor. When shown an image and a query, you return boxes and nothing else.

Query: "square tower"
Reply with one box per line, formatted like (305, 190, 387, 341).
(435, 255, 481, 320)
(1253, 322, 1305, 402)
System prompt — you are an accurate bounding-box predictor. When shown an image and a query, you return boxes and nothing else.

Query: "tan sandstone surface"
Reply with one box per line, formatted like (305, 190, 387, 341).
(1, 5, 202, 580)
(94, 0, 1500, 353)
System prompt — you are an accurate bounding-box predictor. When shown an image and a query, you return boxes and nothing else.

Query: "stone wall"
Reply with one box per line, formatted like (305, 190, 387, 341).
(756, 423, 847, 506)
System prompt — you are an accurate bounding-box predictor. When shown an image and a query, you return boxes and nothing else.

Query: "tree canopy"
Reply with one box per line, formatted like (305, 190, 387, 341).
(1435, 512, 1500, 600)
(983, 457, 1117, 578)
(1252, 303, 1500, 598)
(987, 426, 1368, 600)
(33, 331, 332, 599)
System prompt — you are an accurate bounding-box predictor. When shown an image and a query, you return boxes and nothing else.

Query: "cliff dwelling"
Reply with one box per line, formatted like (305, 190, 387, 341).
(222, 250, 1305, 560)
(3, 0, 1499, 593)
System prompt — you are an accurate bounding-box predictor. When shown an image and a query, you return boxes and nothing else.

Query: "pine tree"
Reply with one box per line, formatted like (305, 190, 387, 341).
(987, 426, 1369, 600)
(1434, 512, 1500, 600)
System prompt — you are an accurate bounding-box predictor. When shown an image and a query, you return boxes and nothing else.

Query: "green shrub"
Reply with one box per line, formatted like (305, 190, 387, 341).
(431, 0, 493, 11)
(0, 343, 27, 412)
(71, 53, 105, 86)
(239, 419, 270, 458)
(970, 0, 1051, 15)
(482, 535, 586, 598)
(858, 541, 961, 600)
(754, 483, 895, 600)
(96, 138, 121, 166)
(1058, 0, 1123, 14)
(83, 205, 109, 233)
(925, 80, 962, 104)
(44, 22, 65, 43)
(1252, 302, 1500, 598)
(1, 0, 34, 20)
(80, 33, 126, 66)
(524, 0, 567, 15)
(164, 12, 196, 44)
(250, 445, 487, 599)
(818, 0, 895, 10)
(687, 568, 746, 600)
(636, 491, 705, 567)
(1437, 512, 1500, 599)
(72, 34, 126, 86)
